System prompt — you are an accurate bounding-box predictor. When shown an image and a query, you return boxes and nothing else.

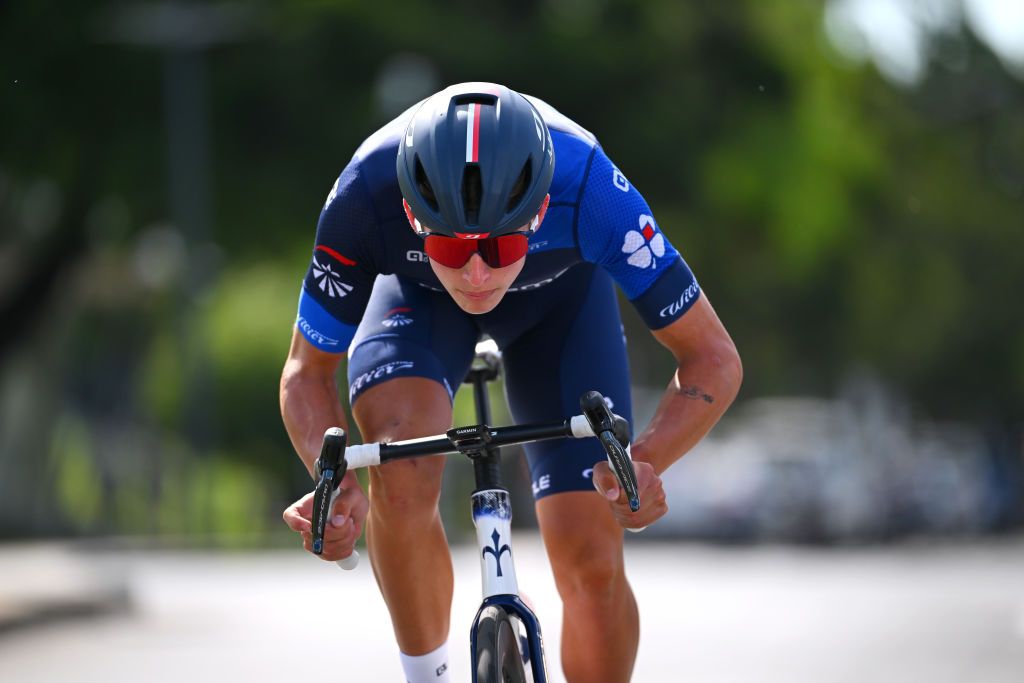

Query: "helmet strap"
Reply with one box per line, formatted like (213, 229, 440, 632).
(529, 194, 551, 234)
(402, 199, 428, 236)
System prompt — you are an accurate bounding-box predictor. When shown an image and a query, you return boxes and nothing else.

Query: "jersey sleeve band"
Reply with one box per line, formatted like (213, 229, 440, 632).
(296, 284, 359, 352)
(629, 257, 702, 329)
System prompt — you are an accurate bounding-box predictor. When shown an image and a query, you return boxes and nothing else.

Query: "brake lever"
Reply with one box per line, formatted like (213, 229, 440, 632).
(580, 391, 640, 512)
(312, 428, 356, 566)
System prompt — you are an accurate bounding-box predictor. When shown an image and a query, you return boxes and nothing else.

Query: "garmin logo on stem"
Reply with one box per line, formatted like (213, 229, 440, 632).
(659, 283, 700, 318)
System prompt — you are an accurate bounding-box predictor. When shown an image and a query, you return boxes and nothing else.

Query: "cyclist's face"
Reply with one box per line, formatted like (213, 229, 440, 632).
(430, 250, 525, 314)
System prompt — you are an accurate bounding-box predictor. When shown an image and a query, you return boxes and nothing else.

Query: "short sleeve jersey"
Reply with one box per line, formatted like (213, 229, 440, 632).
(296, 96, 701, 353)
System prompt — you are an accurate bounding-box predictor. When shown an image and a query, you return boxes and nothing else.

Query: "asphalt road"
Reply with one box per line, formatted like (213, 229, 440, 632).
(0, 536, 1022, 682)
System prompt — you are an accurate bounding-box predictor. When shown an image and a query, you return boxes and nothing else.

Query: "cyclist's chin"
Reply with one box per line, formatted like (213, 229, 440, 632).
(451, 287, 507, 314)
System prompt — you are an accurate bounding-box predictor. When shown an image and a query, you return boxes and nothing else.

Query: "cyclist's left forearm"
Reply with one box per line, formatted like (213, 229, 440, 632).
(630, 348, 742, 475)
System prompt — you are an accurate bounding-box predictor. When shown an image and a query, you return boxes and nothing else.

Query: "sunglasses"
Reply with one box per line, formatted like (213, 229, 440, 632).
(423, 232, 530, 269)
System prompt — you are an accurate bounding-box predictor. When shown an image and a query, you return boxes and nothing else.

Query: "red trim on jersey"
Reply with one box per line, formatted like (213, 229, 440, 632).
(315, 244, 357, 266)
(386, 307, 413, 315)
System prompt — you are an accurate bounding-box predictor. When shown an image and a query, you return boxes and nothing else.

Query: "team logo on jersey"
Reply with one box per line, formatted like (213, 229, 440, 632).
(622, 214, 665, 269)
(296, 315, 340, 348)
(382, 307, 414, 327)
(406, 249, 429, 263)
(612, 167, 629, 193)
(660, 282, 701, 318)
(532, 474, 552, 496)
(312, 257, 354, 299)
(349, 361, 415, 399)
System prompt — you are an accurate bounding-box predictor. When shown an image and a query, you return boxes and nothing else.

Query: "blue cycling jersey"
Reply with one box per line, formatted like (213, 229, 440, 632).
(297, 96, 701, 354)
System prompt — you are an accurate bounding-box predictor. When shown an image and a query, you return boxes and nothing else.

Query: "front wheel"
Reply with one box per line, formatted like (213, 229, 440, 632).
(475, 605, 527, 683)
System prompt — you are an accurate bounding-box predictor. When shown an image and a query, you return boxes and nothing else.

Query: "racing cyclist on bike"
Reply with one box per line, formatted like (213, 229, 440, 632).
(280, 82, 742, 683)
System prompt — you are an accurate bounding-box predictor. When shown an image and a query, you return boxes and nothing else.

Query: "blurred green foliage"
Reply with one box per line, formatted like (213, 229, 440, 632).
(1, 0, 1021, 539)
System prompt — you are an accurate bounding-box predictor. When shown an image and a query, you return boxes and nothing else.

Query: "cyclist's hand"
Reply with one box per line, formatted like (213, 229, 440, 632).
(591, 460, 667, 530)
(282, 477, 369, 562)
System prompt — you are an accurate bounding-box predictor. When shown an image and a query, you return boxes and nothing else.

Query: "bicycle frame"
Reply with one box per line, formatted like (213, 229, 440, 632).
(310, 342, 638, 682)
(462, 362, 548, 682)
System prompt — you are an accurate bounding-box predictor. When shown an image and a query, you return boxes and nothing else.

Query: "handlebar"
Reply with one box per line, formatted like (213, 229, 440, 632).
(309, 391, 639, 569)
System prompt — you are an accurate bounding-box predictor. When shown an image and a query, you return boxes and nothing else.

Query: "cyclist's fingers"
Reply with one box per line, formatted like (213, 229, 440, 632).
(641, 478, 665, 502)
(590, 461, 621, 501)
(323, 516, 358, 544)
(282, 502, 313, 533)
(635, 461, 662, 489)
(315, 535, 357, 561)
(331, 485, 366, 520)
(300, 530, 356, 559)
(620, 497, 668, 529)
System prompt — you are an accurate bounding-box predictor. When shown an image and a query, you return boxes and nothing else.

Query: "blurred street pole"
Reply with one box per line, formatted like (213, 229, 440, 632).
(103, 2, 253, 531)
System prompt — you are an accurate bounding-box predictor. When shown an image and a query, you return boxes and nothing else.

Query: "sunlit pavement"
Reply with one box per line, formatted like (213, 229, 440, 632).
(1, 536, 1022, 682)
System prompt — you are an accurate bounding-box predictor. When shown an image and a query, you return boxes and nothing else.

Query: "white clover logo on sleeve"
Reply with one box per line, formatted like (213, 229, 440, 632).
(622, 214, 665, 269)
(312, 257, 354, 298)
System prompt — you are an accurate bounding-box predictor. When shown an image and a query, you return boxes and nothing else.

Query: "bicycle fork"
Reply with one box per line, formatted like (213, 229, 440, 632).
(469, 487, 549, 683)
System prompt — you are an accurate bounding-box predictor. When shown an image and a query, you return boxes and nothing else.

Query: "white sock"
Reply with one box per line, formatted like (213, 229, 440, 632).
(400, 641, 451, 683)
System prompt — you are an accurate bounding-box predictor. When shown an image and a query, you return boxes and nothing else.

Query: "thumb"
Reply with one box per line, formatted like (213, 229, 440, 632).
(592, 463, 620, 501)
(330, 492, 350, 527)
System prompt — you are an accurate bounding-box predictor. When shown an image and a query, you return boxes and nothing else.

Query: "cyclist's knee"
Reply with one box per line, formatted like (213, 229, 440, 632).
(354, 377, 452, 518)
(551, 545, 626, 602)
(537, 493, 627, 601)
(370, 455, 446, 515)
(353, 376, 452, 444)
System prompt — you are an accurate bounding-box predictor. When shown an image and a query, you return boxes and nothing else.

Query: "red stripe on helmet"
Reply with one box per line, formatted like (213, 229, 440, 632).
(471, 103, 481, 162)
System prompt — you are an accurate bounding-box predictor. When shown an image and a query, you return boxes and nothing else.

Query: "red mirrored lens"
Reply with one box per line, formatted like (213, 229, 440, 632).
(424, 233, 529, 268)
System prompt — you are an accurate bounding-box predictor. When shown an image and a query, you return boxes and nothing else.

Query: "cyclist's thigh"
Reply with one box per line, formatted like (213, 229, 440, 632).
(348, 274, 477, 409)
(348, 275, 477, 500)
(495, 265, 633, 500)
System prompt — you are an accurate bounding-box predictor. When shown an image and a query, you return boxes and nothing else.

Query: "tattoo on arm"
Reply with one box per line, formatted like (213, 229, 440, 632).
(678, 385, 715, 404)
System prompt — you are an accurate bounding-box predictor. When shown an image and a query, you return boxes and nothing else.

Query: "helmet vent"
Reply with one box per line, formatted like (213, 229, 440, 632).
(461, 165, 482, 226)
(453, 94, 498, 106)
(506, 159, 532, 213)
(415, 156, 439, 212)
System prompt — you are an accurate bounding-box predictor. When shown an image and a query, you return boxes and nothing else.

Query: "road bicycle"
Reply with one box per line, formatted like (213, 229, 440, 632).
(310, 340, 639, 682)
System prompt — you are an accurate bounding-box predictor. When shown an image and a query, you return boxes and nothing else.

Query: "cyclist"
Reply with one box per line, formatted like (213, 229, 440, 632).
(281, 82, 742, 683)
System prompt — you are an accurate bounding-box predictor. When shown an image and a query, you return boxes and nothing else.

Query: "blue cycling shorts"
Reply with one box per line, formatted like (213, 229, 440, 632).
(346, 264, 632, 500)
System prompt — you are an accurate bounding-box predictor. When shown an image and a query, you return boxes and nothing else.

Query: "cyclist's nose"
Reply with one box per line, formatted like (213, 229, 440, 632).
(462, 253, 491, 287)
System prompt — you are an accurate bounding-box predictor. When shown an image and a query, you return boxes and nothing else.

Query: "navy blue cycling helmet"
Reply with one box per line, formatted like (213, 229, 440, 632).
(397, 82, 555, 238)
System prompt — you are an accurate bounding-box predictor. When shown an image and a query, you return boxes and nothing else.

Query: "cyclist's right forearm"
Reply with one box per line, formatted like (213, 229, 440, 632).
(280, 363, 351, 479)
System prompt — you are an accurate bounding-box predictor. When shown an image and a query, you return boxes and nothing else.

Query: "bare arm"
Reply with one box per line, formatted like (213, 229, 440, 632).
(280, 328, 367, 562)
(631, 293, 743, 474)
(279, 328, 354, 482)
